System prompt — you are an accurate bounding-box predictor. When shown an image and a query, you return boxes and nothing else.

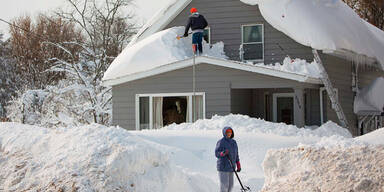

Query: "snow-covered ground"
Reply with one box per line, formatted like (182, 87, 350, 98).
(1, 114, 383, 191)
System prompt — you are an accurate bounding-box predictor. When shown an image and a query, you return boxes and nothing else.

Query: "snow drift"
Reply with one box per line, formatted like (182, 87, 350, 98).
(164, 114, 352, 138)
(0, 122, 215, 192)
(103, 26, 226, 81)
(0, 114, 354, 191)
(240, 0, 384, 69)
(261, 128, 384, 192)
(253, 57, 321, 79)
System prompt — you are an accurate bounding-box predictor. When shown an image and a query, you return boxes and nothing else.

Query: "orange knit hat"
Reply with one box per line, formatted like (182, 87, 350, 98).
(190, 7, 197, 13)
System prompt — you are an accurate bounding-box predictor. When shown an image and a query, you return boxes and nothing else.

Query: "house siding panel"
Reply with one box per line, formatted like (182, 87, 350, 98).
(166, 0, 313, 64)
(320, 53, 357, 135)
(112, 64, 318, 130)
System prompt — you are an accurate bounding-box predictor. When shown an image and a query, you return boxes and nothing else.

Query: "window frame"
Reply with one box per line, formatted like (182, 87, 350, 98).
(135, 92, 206, 130)
(241, 24, 264, 62)
(272, 93, 294, 123)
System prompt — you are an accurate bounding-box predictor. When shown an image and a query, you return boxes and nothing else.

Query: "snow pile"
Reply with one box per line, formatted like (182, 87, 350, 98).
(253, 57, 321, 78)
(240, 0, 384, 69)
(164, 114, 352, 138)
(356, 127, 384, 145)
(103, 26, 227, 81)
(261, 128, 384, 192)
(354, 77, 384, 114)
(262, 145, 384, 192)
(0, 122, 215, 192)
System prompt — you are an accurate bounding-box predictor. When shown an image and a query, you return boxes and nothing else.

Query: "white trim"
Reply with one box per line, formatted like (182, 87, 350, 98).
(149, 96, 153, 129)
(136, 92, 206, 130)
(135, 94, 140, 130)
(273, 93, 294, 122)
(241, 24, 264, 62)
(103, 56, 323, 86)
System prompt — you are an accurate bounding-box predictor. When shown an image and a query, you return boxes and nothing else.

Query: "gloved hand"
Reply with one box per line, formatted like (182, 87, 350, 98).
(236, 161, 241, 172)
(220, 149, 229, 157)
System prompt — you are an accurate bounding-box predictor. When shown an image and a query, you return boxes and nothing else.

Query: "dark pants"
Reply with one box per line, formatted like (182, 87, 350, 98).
(192, 32, 203, 55)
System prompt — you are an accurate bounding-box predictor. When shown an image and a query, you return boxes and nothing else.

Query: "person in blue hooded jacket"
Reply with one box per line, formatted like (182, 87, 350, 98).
(215, 126, 241, 192)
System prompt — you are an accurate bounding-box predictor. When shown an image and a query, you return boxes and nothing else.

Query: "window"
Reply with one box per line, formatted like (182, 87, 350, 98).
(136, 93, 205, 130)
(241, 24, 264, 61)
(203, 28, 210, 44)
(273, 93, 294, 125)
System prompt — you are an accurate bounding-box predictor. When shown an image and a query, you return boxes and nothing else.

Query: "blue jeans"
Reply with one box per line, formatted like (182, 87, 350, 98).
(192, 32, 203, 55)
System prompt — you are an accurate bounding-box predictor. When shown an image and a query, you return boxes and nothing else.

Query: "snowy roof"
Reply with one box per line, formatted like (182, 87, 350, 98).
(128, 0, 191, 46)
(129, 0, 384, 70)
(103, 55, 322, 86)
(354, 77, 384, 115)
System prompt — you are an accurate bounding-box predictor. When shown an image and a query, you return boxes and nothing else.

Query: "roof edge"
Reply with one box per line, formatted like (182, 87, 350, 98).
(102, 56, 322, 87)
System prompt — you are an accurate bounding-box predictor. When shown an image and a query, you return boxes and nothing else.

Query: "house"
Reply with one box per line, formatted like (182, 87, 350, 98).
(102, 0, 384, 136)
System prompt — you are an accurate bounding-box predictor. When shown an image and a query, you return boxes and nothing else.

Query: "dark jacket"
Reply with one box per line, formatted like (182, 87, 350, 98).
(215, 126, 239, 172)
(184, 13, 208, 36)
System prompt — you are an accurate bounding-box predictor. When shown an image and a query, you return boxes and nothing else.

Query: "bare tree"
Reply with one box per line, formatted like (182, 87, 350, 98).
(343, 0, 384, 30)
(48, 0, 137, 124)
(9, 14, 83, 88)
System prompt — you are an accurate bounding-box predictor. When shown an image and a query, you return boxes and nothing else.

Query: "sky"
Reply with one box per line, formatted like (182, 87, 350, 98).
(0, 0, 171, 39)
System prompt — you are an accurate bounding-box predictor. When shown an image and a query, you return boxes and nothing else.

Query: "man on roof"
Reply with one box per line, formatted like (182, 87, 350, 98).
(183, 7, 208, 55)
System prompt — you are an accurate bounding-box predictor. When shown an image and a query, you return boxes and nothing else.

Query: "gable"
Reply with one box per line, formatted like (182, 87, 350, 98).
(130, 0, 384, 70)
(103, 56, 322, 86)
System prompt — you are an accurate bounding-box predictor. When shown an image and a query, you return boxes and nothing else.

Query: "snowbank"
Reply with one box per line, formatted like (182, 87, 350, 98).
(262, 146, 384, 192)
(164, 114, 352, 138)
(103, 26, 226, 81)
(354, 77, 384, 114)
(240, 0, 384, 69)
(0, 122, 215, 191)
(253, 57, 321, 78)
(356, 127, 384, 145)
(261, 128, 384, 191)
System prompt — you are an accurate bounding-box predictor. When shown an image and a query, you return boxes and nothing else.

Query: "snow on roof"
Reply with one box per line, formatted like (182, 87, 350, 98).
(102, 27, 227, 83)
(130, 0, 384, 70)
(247, 0, 384, 69)
(103, 27, 322, 86)
(354, 77, 384, 114)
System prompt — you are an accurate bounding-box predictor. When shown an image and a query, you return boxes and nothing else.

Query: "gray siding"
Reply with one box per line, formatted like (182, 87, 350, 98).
(358, 67, 384, 88)
(306, 89, 321, 126)
(166, 0, 313, 64)
(231, 89, 252, 115)
(320, 53, 357, 135)
(112, 64, 318, 130)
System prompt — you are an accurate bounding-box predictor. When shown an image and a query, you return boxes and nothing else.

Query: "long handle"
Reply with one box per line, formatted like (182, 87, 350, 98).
(226, 155, 247, 190)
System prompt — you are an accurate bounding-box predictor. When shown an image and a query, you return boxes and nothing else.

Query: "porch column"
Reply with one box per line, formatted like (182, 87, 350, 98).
(294, 88, 305, 127)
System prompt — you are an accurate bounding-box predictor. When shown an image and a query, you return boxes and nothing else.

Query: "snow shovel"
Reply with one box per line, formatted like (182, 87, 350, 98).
(226, 155, 251, 192)
(176, 32, 192, 40)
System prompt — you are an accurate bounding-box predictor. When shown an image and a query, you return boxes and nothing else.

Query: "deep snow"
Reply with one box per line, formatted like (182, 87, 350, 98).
(262, 127, 384, 191)
(241, 0, 384, 69)
(103, 26, 323, 82)
(103, 27, 226, 81)
(0, 114, 360, 191)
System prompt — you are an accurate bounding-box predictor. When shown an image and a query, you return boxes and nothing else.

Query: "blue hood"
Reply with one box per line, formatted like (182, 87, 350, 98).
(222, 126, 234, 139)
